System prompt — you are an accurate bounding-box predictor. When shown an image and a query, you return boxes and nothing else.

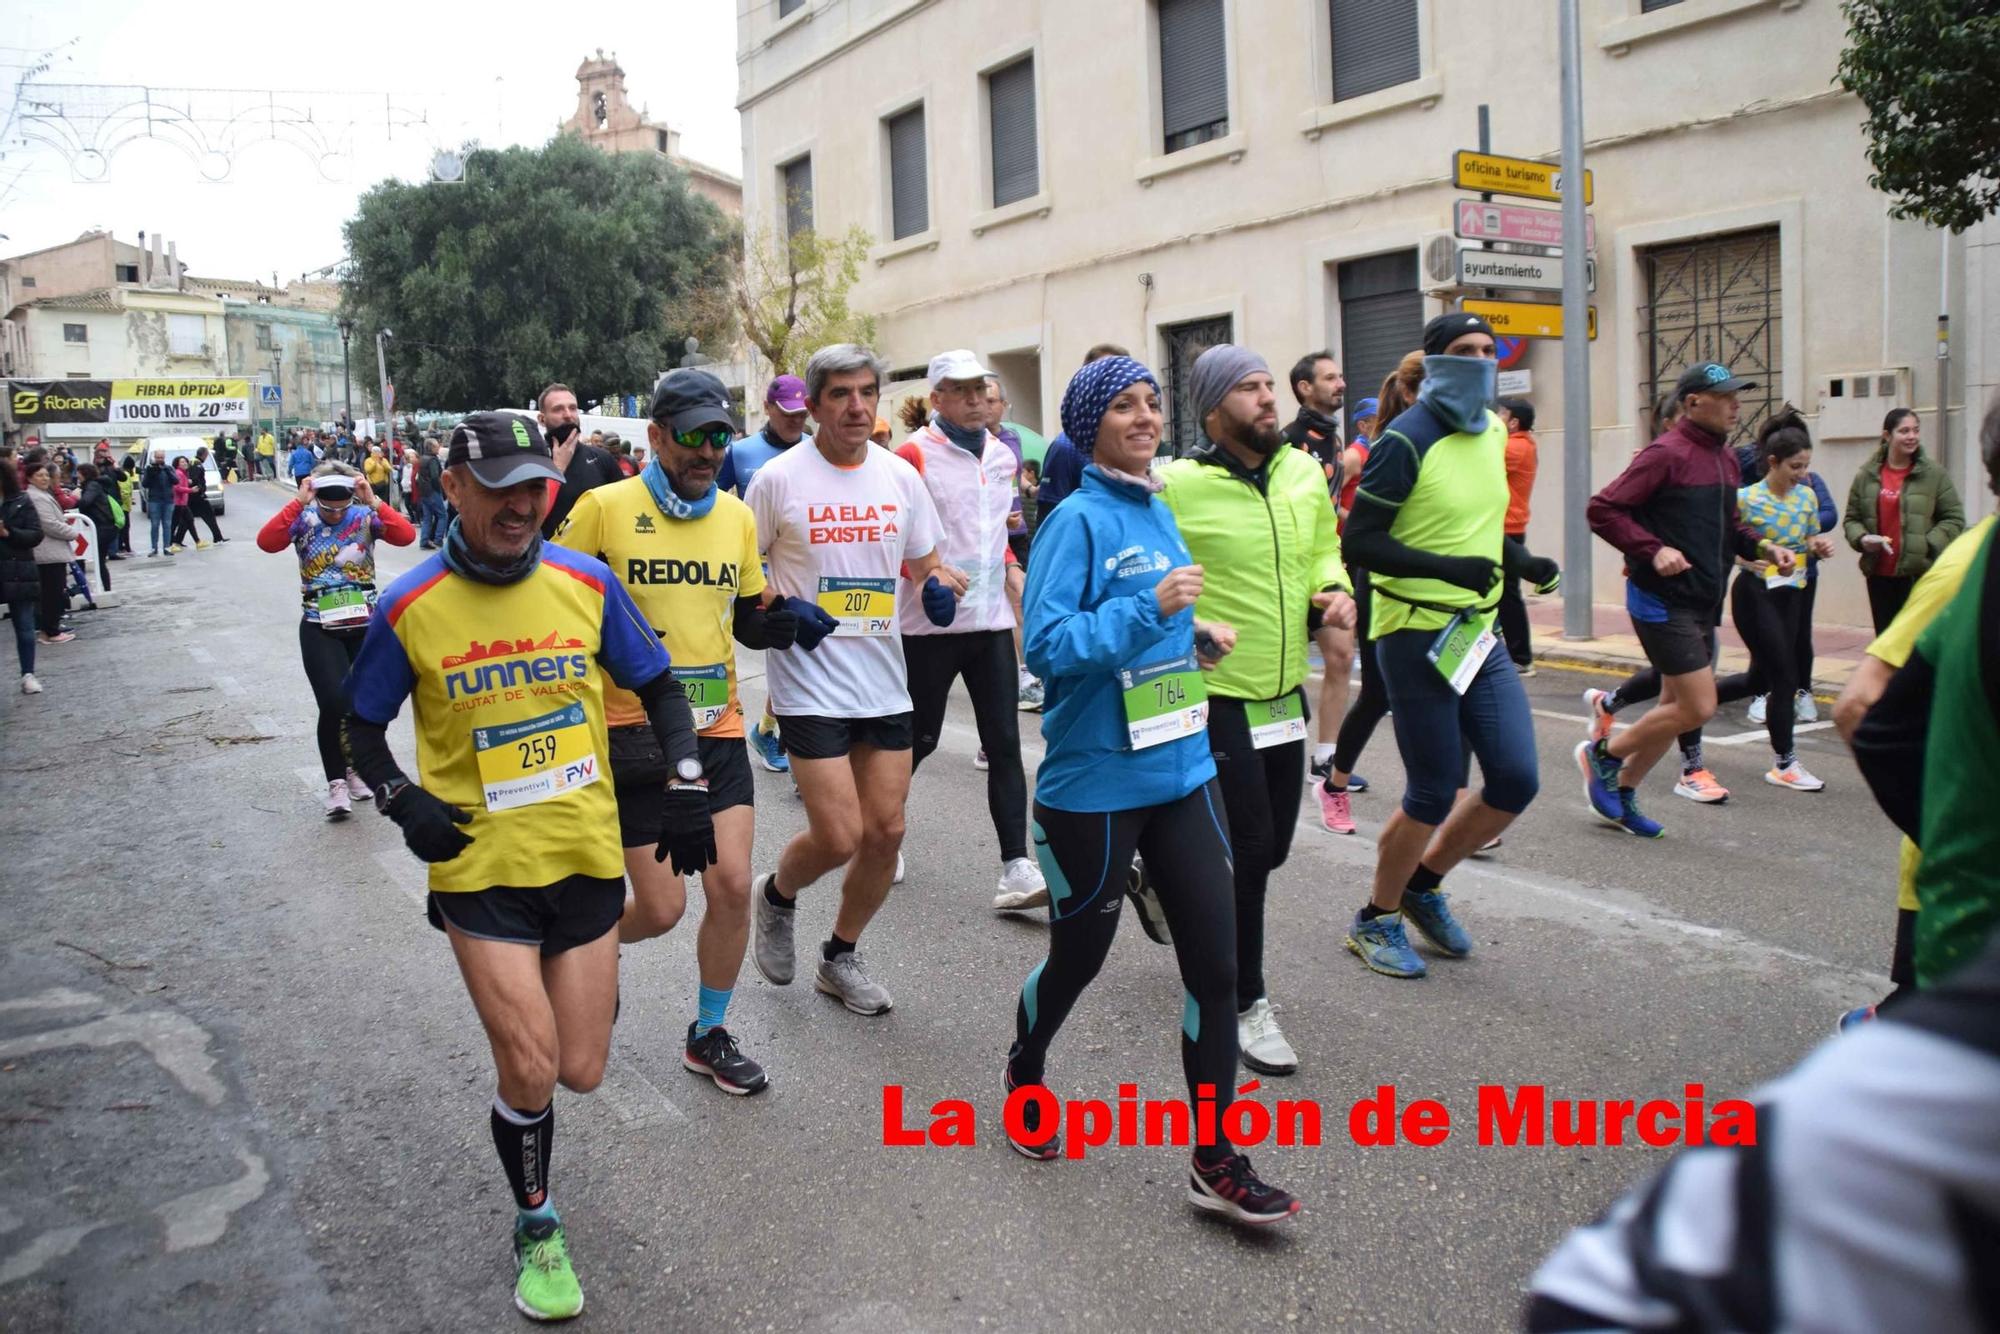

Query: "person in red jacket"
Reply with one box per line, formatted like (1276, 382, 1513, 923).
(1578, 364, 1794, 839)
(1495, 397, 1539, 671)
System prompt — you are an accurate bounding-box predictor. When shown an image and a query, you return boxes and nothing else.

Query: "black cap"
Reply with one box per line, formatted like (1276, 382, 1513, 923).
(1423, 311, 1496, 356)
(1674, 363, 1759, 399)
(649, 369, 742, 436)
(445, 412, 565, 489)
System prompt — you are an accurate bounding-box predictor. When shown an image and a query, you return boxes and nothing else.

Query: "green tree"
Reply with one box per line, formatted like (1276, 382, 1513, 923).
(674, 222, 877, 379)
(340, 135, 731, 411)
(1837, 0, 2000, 232)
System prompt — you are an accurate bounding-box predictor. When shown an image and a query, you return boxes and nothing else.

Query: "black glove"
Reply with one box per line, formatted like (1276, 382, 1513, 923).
(385, 783, 475, 863)
(654, 783, 717, 876)
(1437, 555, 1501, 594)
(779, 596, 840, 651)
(760, 602, 800, 650)
(1523, 556, 1561, 595)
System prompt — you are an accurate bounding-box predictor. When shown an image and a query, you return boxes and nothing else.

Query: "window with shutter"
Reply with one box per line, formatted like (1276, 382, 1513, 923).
(1330, 0, 1421, 102)
(1336, 250, 1422, 441)
(1158, 0, 1227, 153)
(783, 156, 815, 237)
(988, 58, 1038, 207)
(168, 313, 206, 357)
(778, 0, 804, 17)
(1641, 0, 1683, 10)
(887, 106, 929, 240)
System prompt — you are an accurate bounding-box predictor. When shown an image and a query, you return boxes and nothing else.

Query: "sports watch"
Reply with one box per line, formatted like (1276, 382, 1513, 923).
(668, 757, 707, 789)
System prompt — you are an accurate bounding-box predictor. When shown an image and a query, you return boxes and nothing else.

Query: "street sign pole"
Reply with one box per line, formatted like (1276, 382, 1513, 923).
(1559, 0, 1593, 640)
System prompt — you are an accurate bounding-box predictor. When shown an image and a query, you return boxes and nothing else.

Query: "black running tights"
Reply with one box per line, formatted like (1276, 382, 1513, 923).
(1332, 570, 1388, 775)
(299, 618, 365, 780)
(905, 629, 1028, 862)
(1012, 783, 1238, 1111)
(1207, 695, 1304, 1011)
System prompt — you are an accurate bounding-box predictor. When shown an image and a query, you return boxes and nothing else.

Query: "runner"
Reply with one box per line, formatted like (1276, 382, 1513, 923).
(342, 411, 712, 1322)
(984, 376, 1044, 713)
(1581, 363, 1794, 837)
(892, 350, 1043, 911)
(555, 369, 814, 1095)
(720, 374, 814, 775)
(1161, 345, 1352, 1075)
(1010, 352, 1301, 1224)
(745, 344, 955, 1017)
(538, 384, 624, 538)
(1340, 314, 1553, 979)
(257, 462, 417, 818)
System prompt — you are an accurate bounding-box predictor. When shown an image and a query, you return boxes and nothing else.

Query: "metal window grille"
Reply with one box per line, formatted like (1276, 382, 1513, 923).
(1639, 227, 1781, 446)
(989, 57, 1039, 207)
(887, 106, 929, 240)
(168, 314, 205, 357)
(1161, 314, 1235, 457)
(1159, 0, 1228, 153)
(62, 323, 88, 344)
(1331, 0, 1421, 102)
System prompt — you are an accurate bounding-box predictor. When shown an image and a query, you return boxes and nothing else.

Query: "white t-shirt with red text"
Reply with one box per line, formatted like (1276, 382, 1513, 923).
(747, 441, 941, 718)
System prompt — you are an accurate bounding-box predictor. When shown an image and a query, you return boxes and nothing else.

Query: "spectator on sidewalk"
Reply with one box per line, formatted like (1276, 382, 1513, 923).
(141, 449, 175, 557)
(1844, 406, 1965, 633)
(187, 448, 226, 545)
(1, 458, 45, 691)
(24, 460, 75, 645)
(76, 464, 119, 593)
(116, 458, 137, 553)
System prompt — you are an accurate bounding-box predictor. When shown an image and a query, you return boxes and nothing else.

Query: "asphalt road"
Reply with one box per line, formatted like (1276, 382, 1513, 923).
(0, 479, 1897, 1332)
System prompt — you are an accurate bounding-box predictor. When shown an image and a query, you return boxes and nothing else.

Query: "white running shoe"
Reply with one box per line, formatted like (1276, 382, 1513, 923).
(20, 673, 41, 694)
(1765, 761, 1825, 792)
(325, 778, 353, 821)
(993, 857, 1049, 911)
(1748, 694, 1768, 725)
(1795, 689, 1819, 723)
(1237, 998, 1299, 1076)
(973, 747, 989, 771)
(344, 769, 373, 802)
(892, 851, 906, 885)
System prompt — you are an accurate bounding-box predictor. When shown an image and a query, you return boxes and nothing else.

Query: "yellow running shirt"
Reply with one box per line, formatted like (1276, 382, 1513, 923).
(552, 475, 764, 737)
(346, 545, 671, 893)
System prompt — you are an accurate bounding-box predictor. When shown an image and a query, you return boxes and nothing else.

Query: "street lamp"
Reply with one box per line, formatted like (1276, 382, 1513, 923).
(337, 317, 354, 430)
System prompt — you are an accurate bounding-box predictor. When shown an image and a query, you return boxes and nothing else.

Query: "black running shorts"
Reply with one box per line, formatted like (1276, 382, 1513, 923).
(615, 733, 754, 849)
(426, 875, 625, 957)
(774, 711, 915, 760)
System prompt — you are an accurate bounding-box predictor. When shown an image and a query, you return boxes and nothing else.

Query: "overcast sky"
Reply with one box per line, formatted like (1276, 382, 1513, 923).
(2, 0, 744, 281)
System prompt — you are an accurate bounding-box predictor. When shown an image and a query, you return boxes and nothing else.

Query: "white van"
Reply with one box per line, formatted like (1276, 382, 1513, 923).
(130, 435, 227, 515)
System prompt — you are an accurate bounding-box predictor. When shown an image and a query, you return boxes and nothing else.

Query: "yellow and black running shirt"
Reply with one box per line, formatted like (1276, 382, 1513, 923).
(346, 545, 670, 893)
(552, 476, 764, 737)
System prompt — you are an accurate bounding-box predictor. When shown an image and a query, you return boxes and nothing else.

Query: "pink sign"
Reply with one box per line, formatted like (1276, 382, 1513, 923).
(1455, 199, 1595, 250)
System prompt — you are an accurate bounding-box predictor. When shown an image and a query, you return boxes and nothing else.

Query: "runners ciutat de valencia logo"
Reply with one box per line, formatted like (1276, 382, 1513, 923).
(443, 632, 589, 700)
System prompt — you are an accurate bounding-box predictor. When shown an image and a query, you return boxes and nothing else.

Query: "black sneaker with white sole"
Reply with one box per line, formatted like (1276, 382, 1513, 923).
(683, 1022, 768, 1095)
(1003, 1065, 1058, 1161)
(1188, 1151, 1302, 1225)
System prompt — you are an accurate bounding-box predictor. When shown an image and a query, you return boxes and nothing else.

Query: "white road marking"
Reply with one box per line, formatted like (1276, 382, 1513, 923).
(0, 1010, 226, 1106)
(0, 1224, 99, 1286)
(1708, 719, 1837, 747)
(186, 645, 215, 664)
(155, 1149, 269, 1252)
(215, 675, 245, 698)
(0, 987, 101, 1015)
(249, 715, 282, 737)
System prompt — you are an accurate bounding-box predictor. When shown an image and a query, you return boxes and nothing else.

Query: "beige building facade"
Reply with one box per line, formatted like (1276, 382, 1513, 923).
(736, 0, 1998, 631)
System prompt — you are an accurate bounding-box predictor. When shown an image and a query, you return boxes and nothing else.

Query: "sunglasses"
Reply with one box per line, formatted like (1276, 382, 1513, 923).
(669, 427, 734, 452)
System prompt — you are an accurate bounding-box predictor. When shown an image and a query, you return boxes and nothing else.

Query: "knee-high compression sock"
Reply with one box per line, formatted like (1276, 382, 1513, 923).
(491, 1098, 555, 1218)
(694, 984, 732, 1037)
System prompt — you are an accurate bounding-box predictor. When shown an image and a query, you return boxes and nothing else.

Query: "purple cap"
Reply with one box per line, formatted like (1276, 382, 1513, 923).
(766, 375, 808, 413)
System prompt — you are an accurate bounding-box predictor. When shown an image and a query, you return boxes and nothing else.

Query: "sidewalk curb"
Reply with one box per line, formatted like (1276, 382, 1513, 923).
(1530, 645, 1845, 700)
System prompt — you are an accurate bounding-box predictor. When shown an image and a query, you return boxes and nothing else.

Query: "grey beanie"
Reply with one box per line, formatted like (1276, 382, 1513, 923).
(1189, 344, 1272, 427)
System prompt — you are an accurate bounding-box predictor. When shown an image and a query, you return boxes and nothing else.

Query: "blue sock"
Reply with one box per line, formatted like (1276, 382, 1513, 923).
(694, 984, 732, 1037)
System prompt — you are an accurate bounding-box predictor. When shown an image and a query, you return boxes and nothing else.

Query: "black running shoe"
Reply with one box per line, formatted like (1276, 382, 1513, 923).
(683, 1022, 768, 1096)
(1189, 1151, 1302, 1225)
(1003, 1065, 1058, 1161)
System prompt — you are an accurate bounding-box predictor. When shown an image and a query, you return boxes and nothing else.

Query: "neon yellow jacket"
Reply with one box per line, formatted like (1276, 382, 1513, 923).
(1159, 443, 1350, 702)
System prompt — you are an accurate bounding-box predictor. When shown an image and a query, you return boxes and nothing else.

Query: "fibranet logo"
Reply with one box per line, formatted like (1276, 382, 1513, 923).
(442, 632, 589, 699)
(14, 387, 109, 415)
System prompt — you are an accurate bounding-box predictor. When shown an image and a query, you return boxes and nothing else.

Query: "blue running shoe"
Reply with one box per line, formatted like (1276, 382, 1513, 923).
(1836, 1003, 1877, 1034)
(1345, 911, 1426, 978)
(1614, 788, 1666, 839)
(1401, 889, 1472, 957)
(750, 720, 790, 773)
(1575, 739, 1622, 823)
(1308, 759, 1367, 794)
(1348, 773, 1369, 794)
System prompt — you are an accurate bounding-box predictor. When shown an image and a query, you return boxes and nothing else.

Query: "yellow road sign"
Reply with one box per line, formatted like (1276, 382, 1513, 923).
(1460, 298, 1597, 341)
(1453, 150, 1593, 205)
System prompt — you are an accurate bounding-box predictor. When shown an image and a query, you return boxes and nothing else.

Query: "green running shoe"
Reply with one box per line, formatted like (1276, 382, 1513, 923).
(513, 1216, 584, 1321)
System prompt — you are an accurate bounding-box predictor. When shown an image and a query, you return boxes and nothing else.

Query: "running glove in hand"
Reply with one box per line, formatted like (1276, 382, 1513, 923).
(1523, 556, 1561, 595)
(922, 574, 957, 627)
(654, 783, 717, 876)
(779, 596, 840, 651)
(1438, 555, 1501, 594)
(385, 784, 474, 863)
(760, 602, 801, 650)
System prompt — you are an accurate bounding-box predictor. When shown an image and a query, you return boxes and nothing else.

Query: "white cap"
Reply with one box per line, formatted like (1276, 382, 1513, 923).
(928, 348, 993, 388)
